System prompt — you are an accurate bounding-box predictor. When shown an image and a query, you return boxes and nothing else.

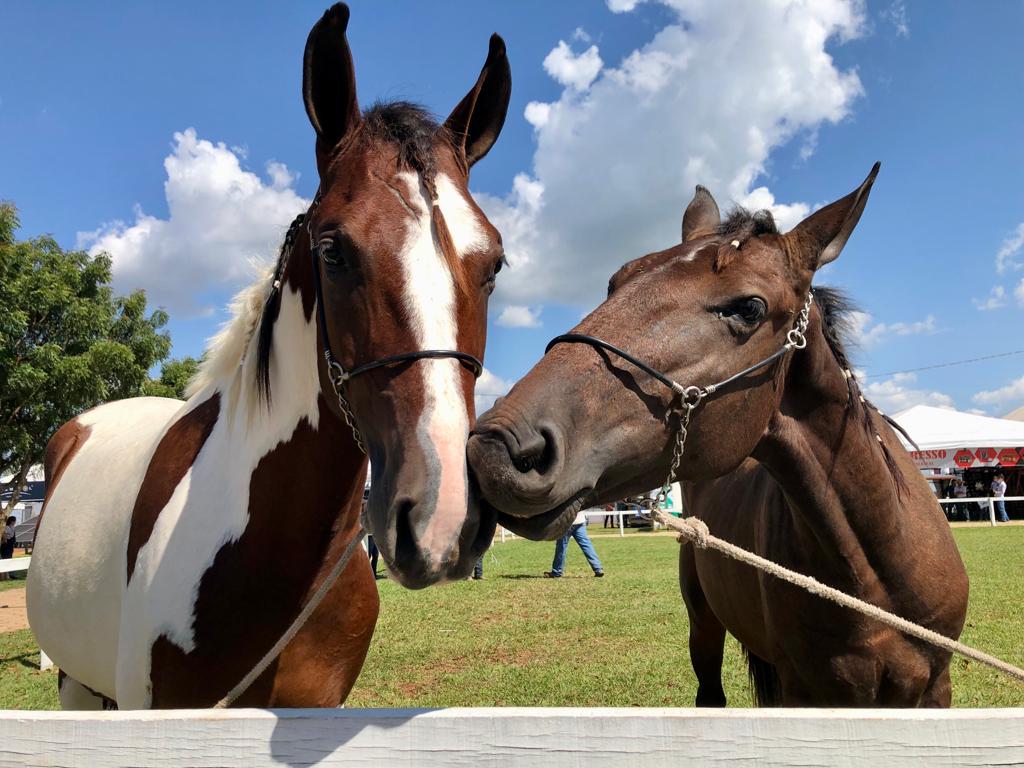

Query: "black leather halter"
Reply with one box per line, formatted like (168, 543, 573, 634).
(545, 293, 813, 407)
(543, 293, 814, 502)
(278, 194, 484, 453)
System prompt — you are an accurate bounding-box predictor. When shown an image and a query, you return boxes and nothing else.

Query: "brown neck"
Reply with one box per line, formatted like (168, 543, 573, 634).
(750, 310, 913, 586)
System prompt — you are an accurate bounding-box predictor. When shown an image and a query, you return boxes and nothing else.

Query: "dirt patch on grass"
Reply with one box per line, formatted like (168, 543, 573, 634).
(0, 588, 28, 633)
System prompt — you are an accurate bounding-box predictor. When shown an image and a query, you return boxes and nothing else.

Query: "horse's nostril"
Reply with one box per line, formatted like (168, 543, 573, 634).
(513, 454, 538, 473)
(393, 498, 417, 567)
(511, 427, 557, 476)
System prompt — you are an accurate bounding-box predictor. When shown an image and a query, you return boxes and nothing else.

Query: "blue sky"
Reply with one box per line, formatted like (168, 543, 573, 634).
(2, 1, 1023, 415)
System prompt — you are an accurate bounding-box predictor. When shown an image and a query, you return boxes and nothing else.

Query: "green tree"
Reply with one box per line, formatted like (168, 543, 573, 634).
(0, 202, 172, 513)
(143, 356, 200, 399)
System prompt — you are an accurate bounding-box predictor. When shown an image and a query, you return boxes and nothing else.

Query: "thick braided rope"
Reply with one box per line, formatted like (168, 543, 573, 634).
(656, 511, 1024, 684)
(214, 529, 367, 708)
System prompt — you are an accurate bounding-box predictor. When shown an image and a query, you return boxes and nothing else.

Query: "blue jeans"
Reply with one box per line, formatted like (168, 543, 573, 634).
(551, 523, 603, 575)
(366, 535, 379, 574)
(473, 557, 484, 579)
(995, 498, 1008, 522)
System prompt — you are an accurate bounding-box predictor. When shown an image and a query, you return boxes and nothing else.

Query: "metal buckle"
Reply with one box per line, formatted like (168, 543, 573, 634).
(328, 359, 349, 389)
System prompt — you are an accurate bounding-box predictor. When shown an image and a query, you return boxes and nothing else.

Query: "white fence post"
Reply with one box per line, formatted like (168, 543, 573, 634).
(988, 498, 996, 526)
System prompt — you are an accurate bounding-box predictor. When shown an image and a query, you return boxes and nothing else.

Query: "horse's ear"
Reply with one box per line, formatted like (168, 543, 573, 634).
(787, 162, 880, 270)
(444, 34, 512, 169)
(303, 3, 360, 173)
(681, 185, 720, 242)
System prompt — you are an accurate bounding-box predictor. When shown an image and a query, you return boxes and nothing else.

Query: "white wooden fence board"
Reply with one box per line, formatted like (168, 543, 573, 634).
(0, 556, 29, 575)
(0, 707, 1022, 768)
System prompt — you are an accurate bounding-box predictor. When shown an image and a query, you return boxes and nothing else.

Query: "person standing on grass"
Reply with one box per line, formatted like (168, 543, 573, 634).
(544, 510, 604, 578)
(0, 516, 16, 581)
(952, 477, 969, 521)
(992, 473, 1009, 522)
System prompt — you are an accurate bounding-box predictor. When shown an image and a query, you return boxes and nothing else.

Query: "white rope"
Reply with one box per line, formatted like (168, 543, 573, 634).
(214, 529, 367, 708)
(655, 511, 1024, 684)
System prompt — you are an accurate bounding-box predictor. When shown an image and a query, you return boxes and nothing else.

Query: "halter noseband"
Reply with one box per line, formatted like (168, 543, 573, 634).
(544, 291, 813, 495)
(274, 193, 484, 454)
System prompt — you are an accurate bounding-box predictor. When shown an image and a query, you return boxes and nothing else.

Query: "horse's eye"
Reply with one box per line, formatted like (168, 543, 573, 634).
(484, 254, 508, 294)
(720, 297, 767, 325)
(319, 237, 346, 268)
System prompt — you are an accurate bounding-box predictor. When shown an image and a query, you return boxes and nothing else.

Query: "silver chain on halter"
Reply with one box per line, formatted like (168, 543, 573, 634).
(327, 359, 367, 454)
(653, 291, 813, 510)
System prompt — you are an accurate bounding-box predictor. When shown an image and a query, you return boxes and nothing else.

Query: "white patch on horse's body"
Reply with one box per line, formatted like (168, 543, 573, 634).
(116, 286, 321, 708)
(28, 275, 322, 709)
(26, 397, 185, 700)
(394, 172, 485, 568)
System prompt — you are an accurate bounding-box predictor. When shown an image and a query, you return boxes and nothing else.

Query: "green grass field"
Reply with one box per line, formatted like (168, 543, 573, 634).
(3, 527, 1022, 709)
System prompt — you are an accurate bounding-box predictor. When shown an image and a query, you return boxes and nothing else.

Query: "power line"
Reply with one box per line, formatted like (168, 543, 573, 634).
(476, 348, 1024, 390)
(864, 349, 1024, 379)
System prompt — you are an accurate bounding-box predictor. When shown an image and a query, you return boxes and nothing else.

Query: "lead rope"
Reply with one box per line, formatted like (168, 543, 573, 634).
(213, 529, 366, 708)
(649, 298, 1024, 685)
(653, 512, 1024, 684)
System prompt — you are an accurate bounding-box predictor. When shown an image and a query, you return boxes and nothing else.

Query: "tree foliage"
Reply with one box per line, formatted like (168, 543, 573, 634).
(0, 202, 175, 500)
(143, 356, 200, 400)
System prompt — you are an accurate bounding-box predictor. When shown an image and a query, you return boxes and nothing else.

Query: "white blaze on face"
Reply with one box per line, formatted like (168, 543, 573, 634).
(396, 172, 488, 566)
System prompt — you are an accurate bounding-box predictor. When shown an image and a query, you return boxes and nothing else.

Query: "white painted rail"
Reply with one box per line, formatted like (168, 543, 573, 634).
(0, 555, 29, 574)
(938, 495, 1023, 526)
(0, 707, 1022, 767)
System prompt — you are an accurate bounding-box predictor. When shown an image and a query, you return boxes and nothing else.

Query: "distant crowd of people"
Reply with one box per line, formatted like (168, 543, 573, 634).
(943, 473, 1011, 523)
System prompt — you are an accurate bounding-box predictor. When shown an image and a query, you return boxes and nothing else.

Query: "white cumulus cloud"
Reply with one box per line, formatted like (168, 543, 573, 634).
(543, 41, 604, 91)
(847, 310, 937, 348)
(481, 0, 866, 310)
(496, 305, 542, 328)
(995, 222, 1024, 274)
(475, 367, 514, 415)
(860, 372, 954, 414)
(881, 0, 910, 37)
(973, 376, 1024, 411)
(973, 286, 1007, 311)
(78, 128, 309, 314)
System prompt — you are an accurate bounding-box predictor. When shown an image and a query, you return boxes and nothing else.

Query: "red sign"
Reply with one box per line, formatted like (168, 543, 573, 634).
(953, 449, 975, 468)
(975, 447, 998, 463)
(999, 448, 1020, 467)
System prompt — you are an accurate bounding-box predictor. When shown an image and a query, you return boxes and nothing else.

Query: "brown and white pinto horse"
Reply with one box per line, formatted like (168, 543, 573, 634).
(469, 166, 969, 706)
(28, 3, 511, 709)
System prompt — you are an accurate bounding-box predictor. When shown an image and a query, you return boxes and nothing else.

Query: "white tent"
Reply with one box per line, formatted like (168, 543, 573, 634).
(893, 405, 1024, 470)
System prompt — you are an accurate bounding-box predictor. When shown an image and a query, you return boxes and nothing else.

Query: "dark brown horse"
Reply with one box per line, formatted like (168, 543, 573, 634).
(468, 165, 969, 706)
(29, 3, 511, 709)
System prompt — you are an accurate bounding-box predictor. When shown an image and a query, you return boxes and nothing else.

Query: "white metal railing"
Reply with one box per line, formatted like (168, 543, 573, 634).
(937, 496, 1023, 526)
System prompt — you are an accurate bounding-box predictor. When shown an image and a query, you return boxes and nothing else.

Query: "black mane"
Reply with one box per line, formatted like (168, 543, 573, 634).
(361, 101, 451, 189)
(809, 285, 911, 495)
(717, 206, 780, 240)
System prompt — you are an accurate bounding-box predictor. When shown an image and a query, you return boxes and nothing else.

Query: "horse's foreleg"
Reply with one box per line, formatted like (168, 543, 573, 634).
(58, 670, 116, 710)
(679, 544, 727, 707)
(919, 662, 953, 708)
